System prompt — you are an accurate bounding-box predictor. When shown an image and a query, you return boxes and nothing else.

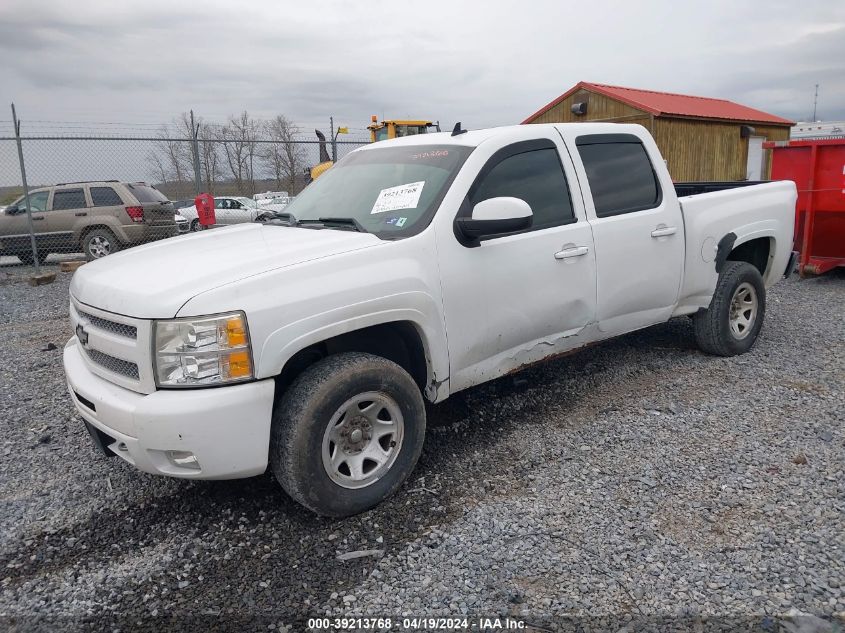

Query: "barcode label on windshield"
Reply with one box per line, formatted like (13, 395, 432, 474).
(371, 181, 425, 214)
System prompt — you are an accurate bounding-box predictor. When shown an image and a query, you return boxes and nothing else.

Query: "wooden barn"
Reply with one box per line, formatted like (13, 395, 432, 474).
(522, 81, 793, 181)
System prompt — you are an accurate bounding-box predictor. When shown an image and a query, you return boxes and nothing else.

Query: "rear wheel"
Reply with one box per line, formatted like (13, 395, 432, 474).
(83, 228, 121, 260)
(270, 352, 426, 517)
(694, 261, 766, 356)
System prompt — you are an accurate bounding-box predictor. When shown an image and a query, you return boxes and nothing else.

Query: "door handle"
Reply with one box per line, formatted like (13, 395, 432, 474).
(651, 226, 677, 238)
(32, 216, 44, 221)
(555, 246, 589, 260)
(75, 212, 87, 217)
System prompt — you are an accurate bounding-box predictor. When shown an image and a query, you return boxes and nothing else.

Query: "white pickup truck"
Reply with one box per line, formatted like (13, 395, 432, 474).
(64, 123, 797, 516)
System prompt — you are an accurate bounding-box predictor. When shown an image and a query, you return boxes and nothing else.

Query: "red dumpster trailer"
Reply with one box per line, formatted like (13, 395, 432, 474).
(764, 137, 845, 275)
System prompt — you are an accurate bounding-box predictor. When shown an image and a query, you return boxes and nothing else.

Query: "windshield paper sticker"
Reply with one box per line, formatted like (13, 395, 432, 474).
(371, 181, 425, 214)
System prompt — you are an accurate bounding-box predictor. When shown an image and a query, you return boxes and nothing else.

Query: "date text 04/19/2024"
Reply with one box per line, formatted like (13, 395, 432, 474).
(307, 617, 527, 630)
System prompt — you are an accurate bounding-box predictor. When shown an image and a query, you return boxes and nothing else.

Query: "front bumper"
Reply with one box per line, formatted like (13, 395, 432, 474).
(63, 338, 275, 479)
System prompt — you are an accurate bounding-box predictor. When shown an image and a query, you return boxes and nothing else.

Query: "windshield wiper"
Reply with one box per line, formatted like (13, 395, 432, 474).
(297, 217, 366, 233)
(260, 211, 297, 226)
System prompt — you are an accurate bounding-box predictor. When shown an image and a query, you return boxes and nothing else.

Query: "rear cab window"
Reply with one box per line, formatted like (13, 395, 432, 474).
(51, 188, 87, 211)
(126, 183, 168, 204)
(575, 134, 662, 217)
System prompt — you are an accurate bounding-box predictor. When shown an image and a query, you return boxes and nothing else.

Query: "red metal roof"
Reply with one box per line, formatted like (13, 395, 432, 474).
(522, 81, 794, 126)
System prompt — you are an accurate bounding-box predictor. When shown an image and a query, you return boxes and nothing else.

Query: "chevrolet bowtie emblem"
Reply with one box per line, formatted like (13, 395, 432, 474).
(76, 323, 89, 348)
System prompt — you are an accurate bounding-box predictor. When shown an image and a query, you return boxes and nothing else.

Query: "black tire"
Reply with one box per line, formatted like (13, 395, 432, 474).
(694, 261, 766, 356)
(83, 228, 121, 261)
(17, 251, 47, 266)
(270, 352, 426, 517)
(190, 219, 201, 232)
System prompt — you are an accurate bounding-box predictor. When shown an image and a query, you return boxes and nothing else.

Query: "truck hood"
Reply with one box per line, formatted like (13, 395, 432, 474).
(70, 224, 382, 318)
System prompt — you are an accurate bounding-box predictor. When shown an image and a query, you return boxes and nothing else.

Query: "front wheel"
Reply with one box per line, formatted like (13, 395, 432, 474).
(190, 219, 201, 232)
(694, 261, 766, 356)
(270, 352, 426, 517)
(17, 250, 47, 266)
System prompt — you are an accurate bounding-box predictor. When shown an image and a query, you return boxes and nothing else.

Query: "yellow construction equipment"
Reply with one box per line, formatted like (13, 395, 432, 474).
(367, 116, 439, 142)
(307, 129, 334, 182)
(307, 117, 440, 182)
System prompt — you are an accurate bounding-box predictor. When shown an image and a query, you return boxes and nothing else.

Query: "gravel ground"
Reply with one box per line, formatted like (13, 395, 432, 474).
(0, 261, 843, 632)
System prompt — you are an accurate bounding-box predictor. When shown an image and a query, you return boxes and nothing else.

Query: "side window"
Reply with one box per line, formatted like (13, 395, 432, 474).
(19, 190, 50, 212)
(469, 147, 574, 231)
(90, 187, 124, 207)
(214, 199, 226, 209)
(52, 188, 87, 211)
(576, 136, 661, 217)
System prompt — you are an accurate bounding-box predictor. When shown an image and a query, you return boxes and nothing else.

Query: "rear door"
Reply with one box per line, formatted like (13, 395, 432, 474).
(563, 129, 684, 335)
(214, 197, 230, 225)
(88, 184, 132, 244)
(48, 187, 87, 251)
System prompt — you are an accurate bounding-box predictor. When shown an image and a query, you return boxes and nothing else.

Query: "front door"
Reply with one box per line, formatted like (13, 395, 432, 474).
(436, 133, 597, 393)
(0, 189, 50, 255)
(568, 131, 684, 335)
(746, 136, 765, 180)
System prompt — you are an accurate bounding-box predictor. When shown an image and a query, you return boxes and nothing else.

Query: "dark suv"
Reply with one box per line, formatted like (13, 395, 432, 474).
(0, 180, 178, 263)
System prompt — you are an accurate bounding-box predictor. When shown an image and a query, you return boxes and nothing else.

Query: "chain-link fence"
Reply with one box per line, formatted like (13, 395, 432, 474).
(1, 114, 369, 269)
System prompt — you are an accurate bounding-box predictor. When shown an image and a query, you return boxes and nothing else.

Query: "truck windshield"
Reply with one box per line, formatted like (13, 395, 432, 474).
(286, 144, 472, 238)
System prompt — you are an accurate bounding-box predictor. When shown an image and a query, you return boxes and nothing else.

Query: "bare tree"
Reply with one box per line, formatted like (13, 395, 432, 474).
(262, 115, 306, 194)
(198, 124, 222, 194)
(147, 150, 171, 188)
(170, 112, 223, 195)
(146, 116, 192, 197)
(218, 111, 260, 195)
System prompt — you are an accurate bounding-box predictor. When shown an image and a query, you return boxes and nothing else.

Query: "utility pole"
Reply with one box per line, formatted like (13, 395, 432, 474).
(330, 116, 337, 163)
(11, 103, 41, 275)
(812, 84, 819, 121)
(190, 109, 202, 195)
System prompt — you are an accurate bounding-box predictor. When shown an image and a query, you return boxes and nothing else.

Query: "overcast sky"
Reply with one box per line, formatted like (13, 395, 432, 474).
(1, 0, 843, 137)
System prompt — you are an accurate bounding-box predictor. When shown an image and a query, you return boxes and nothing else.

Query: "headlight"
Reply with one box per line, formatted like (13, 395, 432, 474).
(153, 311, 253, 388)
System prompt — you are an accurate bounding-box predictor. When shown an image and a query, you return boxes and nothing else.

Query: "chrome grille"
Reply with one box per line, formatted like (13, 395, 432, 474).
(83, 347, 140, 380)
(71, 296, 154, 394)
(78, 311, 137, 339)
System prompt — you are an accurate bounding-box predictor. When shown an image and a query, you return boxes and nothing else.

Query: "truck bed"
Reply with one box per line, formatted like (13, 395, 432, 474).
(674, 181, 769, 197)
(674, 180, 796, 316)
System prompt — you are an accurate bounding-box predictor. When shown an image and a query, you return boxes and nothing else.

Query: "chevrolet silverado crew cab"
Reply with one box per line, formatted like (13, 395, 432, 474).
(63, 124, 797, 516)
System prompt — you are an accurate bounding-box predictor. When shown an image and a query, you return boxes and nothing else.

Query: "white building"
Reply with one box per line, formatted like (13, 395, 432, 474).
(791, 121, 845, 139)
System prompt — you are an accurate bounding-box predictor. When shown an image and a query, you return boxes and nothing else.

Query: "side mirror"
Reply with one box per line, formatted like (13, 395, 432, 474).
(455, 197, 533, 242)
(5, 204, 20, 215)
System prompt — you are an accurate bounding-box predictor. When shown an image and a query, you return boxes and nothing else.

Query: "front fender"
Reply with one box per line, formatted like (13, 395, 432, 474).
(256, 291, 449, 399)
